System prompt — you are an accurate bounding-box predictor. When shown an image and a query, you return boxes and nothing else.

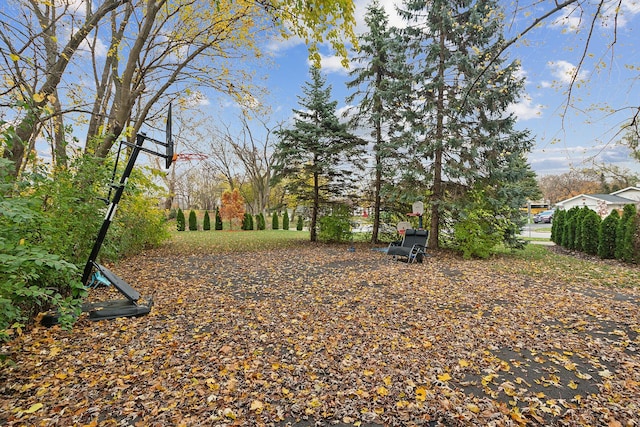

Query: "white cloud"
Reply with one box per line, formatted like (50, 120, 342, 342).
(508, 95, 544, 120)
(546, 60, 589, 85)
(308, 53, 350, 75)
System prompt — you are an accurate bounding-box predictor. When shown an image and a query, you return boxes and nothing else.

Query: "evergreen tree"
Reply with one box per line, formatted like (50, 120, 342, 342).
(176, 208, 186, 231)
(242, 212, 252, 230)
(580, 209, 601, 255)
(598, 210, 619, 259)
(346, 0, 410, 244)
(551, 209, 565, 244)
(215, 207, 223, 230)
(203, 210, 211, 231)
(297, 215, 304, 231)
(259, 213, 266, 230)
(274, 66, 364, 242)
(616, 204, 636, 262)
(188, 210, 198, 231)
(272, 212, 279, 230)
(573, 207, 590, 252)
(399, 0, 535, 248)
(282, 211, 290, 230)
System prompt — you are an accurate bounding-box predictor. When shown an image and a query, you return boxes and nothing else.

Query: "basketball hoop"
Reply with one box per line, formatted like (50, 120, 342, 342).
(174, 153, 208, 161)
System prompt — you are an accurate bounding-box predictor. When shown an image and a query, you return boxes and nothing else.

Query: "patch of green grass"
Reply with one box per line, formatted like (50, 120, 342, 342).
(167, 229, 310, 254)
(492, 244, 640, 288)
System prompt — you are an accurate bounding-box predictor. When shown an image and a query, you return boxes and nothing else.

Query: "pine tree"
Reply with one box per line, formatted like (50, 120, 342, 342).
(616, 204, 636, 262)
(399, 0, 535, 248)
(176, 208, 186, 231)
(215, 207, 223, 230)
(598, 210, 619, 259)
(346, 0, 410, 244)
(188, 210, 198, 231)
(274, 66, 364, 242)
(203, 211, 211, 231)
(296, 215, 304, 231)
(282, 211, 290, 230)
(272, 212, 279, 230)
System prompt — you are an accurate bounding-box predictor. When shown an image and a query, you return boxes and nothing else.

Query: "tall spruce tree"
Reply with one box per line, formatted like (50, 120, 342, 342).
(274, 66, 364, 242)
(399, 0, 535, 248)
(346, 0, 411, 244)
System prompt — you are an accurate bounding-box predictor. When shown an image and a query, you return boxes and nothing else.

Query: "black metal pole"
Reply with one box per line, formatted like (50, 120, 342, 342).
(81, 134, 145, 285)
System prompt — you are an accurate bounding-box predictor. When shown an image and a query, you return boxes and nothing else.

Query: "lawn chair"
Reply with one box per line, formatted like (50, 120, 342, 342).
(387, 229, 428, 263)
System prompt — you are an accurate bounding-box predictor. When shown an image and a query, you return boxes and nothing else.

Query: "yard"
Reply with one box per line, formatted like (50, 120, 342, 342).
(1, 231, 639, 426)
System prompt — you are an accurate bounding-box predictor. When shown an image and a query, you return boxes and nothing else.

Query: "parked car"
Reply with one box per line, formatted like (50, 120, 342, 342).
(533, 209, 555, 223)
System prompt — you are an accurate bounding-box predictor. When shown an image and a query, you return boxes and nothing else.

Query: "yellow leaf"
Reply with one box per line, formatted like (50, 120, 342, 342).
(383, 376, 392, 386)
(458, 359, 470, 367)
(250, 400, 264, 412)
(54, 372, 67, 380)
(10, 53, 20, 61)
(363, 369, 374, 376)
(376, 386, 389, 396)
(437, 373, 451, 382)
(33, 93, 45, 103)
(568, 380, 578, 390)
(24, 403, 43, 414)
(19, 238, 25, 245)
(415, 386, 427, 402)
(467, 403, 480, 413)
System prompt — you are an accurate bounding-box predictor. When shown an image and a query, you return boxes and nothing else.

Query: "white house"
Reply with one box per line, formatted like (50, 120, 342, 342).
(555, 193, 638, 218)
(611, 186, 640, 202)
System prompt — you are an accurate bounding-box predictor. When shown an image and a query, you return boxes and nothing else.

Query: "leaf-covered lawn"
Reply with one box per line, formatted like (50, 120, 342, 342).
(1, 239, 639, 426)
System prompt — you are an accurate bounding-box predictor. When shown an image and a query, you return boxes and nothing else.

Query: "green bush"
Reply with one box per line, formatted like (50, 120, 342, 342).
(580, 209, 601, 255)
(215, 207, 223, 230)
(176, 208, 186, 231)
(283, 211, 290, 230)
(242, 212, 253, 230)
(189, 210, 198, 231)
(598, 210, 619, 259)
(256, 213, 266, 230)
(452, 190, 507, 259)
(573, 207, 589, 252)
(616, 204, 636, 262)
(296, 215, 304, 231)
(0, 159, 86, 340)
(551, 209, 565, 244)
(318, 205, 352, 243)
(272, 212, 279, 230)
(203, 211, 211, 230)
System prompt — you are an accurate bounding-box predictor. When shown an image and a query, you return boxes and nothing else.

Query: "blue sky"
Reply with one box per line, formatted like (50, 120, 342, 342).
(244, 0, 640, 177)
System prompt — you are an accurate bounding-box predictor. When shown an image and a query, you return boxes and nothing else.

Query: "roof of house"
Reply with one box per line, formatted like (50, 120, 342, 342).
(556, 193, 637, 206)
(611, 186, 640, 196)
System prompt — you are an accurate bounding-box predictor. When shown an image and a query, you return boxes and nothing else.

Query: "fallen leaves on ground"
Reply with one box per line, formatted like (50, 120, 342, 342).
(1, 243, 639, 426)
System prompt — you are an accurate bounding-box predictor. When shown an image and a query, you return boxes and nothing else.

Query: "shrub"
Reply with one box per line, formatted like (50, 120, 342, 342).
(452, 190, 507, 259)
(203, 211, 211, 230)
(176, 208, 186, 231)
(616, 204, 636, 262)
(318, 206, 352, 243)
(215, 207, 223, 230)
(256, 213, 266, 230)
(168, 208, 177, 220)
(580, 209, 601, 255)
(283, 211, 290, 230)
(272, 212, 279, 230)
(0, 159, 86, 340)
(189, 210, 198, 231)
(573, 207, 590, 252)
(551, 209, 565, 244)
(242, 212, 253, 230)
(297, 215, 304, 231)
(598, 210, 619, 259)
